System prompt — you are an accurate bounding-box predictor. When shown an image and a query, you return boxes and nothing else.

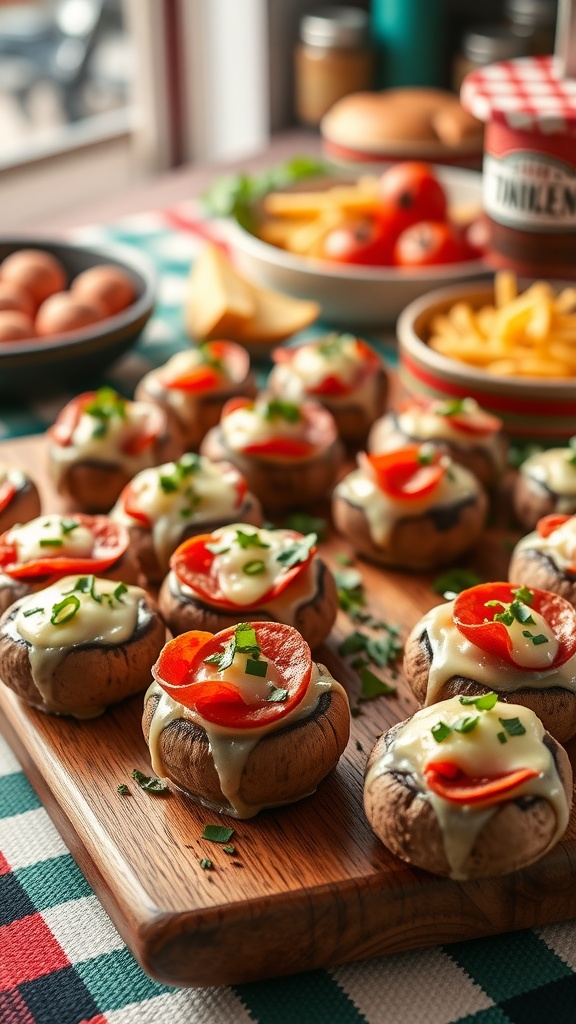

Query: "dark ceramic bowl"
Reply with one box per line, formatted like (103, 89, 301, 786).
(0, 238, 156, 395)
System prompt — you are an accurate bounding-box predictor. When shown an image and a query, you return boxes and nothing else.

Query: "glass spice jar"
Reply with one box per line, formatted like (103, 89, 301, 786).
(294, 6, 374, 128)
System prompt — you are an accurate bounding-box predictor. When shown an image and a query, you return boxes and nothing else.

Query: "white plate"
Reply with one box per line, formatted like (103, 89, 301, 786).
(228, 166, 489, 328)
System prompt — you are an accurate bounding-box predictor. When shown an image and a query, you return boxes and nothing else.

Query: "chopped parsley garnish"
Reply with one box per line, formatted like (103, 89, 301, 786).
(131, 769, 169, 793)
(276, 532, 316, 570)
(235, 529, 270, 550)
(459, 691, 498, 710)
(283, 512, 327, 539)
(497, 731, 507, 744)
(338, 631, 369, 656)
(199, 858, 213, 870)
(199, 342, 223, 370)
(117, 784, 130, 795)
(334, 567, 363, 593)
(84, 387, 127, 437)
(433, 568, 482, 600)
(267, 684, 288, 702)
(204, 622, 260, 670)
(158, 453, 201, 494)
(263, 398, 301, 423)
(50, 594, 80, 625)
(431, 721, 451, 743)
(222, 844, 236, 855)
(60, 519, 79, 535)
(113, 583, 128, 603)
(39, 538, 64, 548)
(436, 398, 467, 417)
(485, 586, 535, 627)
(522, 629, 548, 645)
(358, 667, 396, 701)
(243, 559, 266, 576)
(499, 716, 527, 737)
(202, 824, 235, 843)
(416, 445, 435, 465)
(245, 657, 267, 678)
(453, 715, 479, 734)
(317, 332, 350, 357)
(22, 607, 42, 617)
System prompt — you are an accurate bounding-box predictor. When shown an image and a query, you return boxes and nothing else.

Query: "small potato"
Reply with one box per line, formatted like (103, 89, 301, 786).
(1, 249, 66, 306)
(72, 264, 136, 317)
(0, 310, 36, 342)
(0, 281, 36, 318)
(36, 292, 105, 336)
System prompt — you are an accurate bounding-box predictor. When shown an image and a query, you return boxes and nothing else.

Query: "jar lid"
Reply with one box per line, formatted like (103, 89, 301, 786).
(462, 24, 527, 65)
(461, 55, 576, 134)
(300, 7, 370, 49)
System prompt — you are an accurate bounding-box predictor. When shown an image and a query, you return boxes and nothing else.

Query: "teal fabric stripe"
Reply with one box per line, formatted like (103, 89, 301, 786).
(16, 854, 92, 910)
(235, 969, 368, 1024)
(0, 771, 41, 817)
(75, 947, 173, 1011)
(445, 931, 572, 1002)
(455, 1008, 512, 1024)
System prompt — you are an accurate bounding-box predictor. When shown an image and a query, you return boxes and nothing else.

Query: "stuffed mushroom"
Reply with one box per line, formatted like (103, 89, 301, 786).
(158, 522, 337, 647)
(364, 694, 572, 879)
(509, 513, 576, 605)
(332, 444, 487, 570)
(142, 621, 350, 818)
(0, 573, 165, 717)
(513, 447, 576, 532)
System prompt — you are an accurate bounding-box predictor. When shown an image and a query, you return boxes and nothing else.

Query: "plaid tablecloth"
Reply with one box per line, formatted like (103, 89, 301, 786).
(2, 205, 576, 1024)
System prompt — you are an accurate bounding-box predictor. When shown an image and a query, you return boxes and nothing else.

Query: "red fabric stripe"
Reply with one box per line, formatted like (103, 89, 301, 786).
(0, 914, 69, 987)
(0, 851, 11, 876)
(0, 989, 36, 1024)
(401, 354, 576, 418)
(162, 209, 230, 254)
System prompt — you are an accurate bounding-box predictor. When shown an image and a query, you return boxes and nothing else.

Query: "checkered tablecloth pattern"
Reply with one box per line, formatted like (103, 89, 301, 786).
(2, 205, 576, 1023)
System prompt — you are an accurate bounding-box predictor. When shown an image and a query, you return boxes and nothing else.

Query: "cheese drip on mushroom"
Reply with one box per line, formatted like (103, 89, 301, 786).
(13, 575, 144, 716)
(388, 400, 505, 465)
(521, 449, 576, 508)
(365, 696, 570, 879)
(333, 457, 480, 546)
(220, 400, 307, 451)
(143, 348, 233, 423)
(7, 514, 95, 564)
(270, 337, 381, 418)
(514, 516, 576, 572)
(146, 658, 347, 819)
(416, 598, 576, 706)
(50, 398, 160, 484)
(111, 457, 245, 571)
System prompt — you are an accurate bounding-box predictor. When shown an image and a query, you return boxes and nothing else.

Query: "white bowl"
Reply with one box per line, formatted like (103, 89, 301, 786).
(228, 166, 489, 328)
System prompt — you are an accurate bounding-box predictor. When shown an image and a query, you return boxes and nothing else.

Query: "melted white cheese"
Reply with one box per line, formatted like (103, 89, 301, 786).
(141, 349, 233, 425)
(392, 399, 505, 468)
(146, 660, 348, 818)
(415, 598, 576, 706)
(8, 514, 95, 564)
(0, 463, 26, 495)
(513, 517, 576, 572)
(333, 457, 480, 546)
(365, 696, 569, 879)
(220, 401, 306, 451)
(13, 575, 145, 716)
(522, 449, 576, 506)
(110, 458, 244, 572)
(50, 398, 160, 484)
(270, 361, 381, 419)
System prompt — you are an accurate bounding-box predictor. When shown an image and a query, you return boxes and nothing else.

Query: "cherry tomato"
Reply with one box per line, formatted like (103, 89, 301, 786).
(393, 221, 473, 268)
(152, 622, 312, 728)
(424, 761, 539, 806)
(320, 218, 394, 266)
(453, 582, 576, 669)
(362, 445, 445, 501)
(0, 514, 129, 580)
(434, 400, 503, 437)
(378, 162, 448, 237)
(221, 398, 338, 459)
(170, 529, 316, 609)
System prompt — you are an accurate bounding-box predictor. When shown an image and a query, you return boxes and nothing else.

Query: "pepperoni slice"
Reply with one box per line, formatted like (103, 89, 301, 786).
(0, 514, 129, 580)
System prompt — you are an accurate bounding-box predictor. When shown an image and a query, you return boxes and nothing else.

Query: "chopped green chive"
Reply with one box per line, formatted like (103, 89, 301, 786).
(459, 691, 498, 710)
(22, 606, 43, 617)
(499, 716, 527, 737)
(39, 538, 64, 548)
(497, 731, 507, 744)
(263, 398, 301, 422)
(243, 559, 266, 576)
(453, 715, 479, 734)
(416, 446, 434, 465)
(60, 519, 79, 535)
(235, 529, 269, 550)
(522, 630, 549, 645)
(199, 858, 213, 870)
(50, 595, 80, 625)
(267, 685, 289, 703)
(436, 398, 467, 417)
(117, 784, 130, 795)
(431, 721, 452, 743)
(113, 583, 128, 603)
(276, 532, 316, 570)
(222, 844, 236, 855)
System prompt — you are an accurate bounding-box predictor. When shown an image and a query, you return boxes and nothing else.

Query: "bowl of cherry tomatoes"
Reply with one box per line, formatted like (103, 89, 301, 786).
(229, 162, 489, 327)
(0, 238, 156, 395)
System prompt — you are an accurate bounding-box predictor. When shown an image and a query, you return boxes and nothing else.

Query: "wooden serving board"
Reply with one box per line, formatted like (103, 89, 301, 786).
(2, 434, 576, 989)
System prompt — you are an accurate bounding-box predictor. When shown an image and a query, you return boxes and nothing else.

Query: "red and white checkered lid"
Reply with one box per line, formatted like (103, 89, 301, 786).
(461, 55, 576, 135)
